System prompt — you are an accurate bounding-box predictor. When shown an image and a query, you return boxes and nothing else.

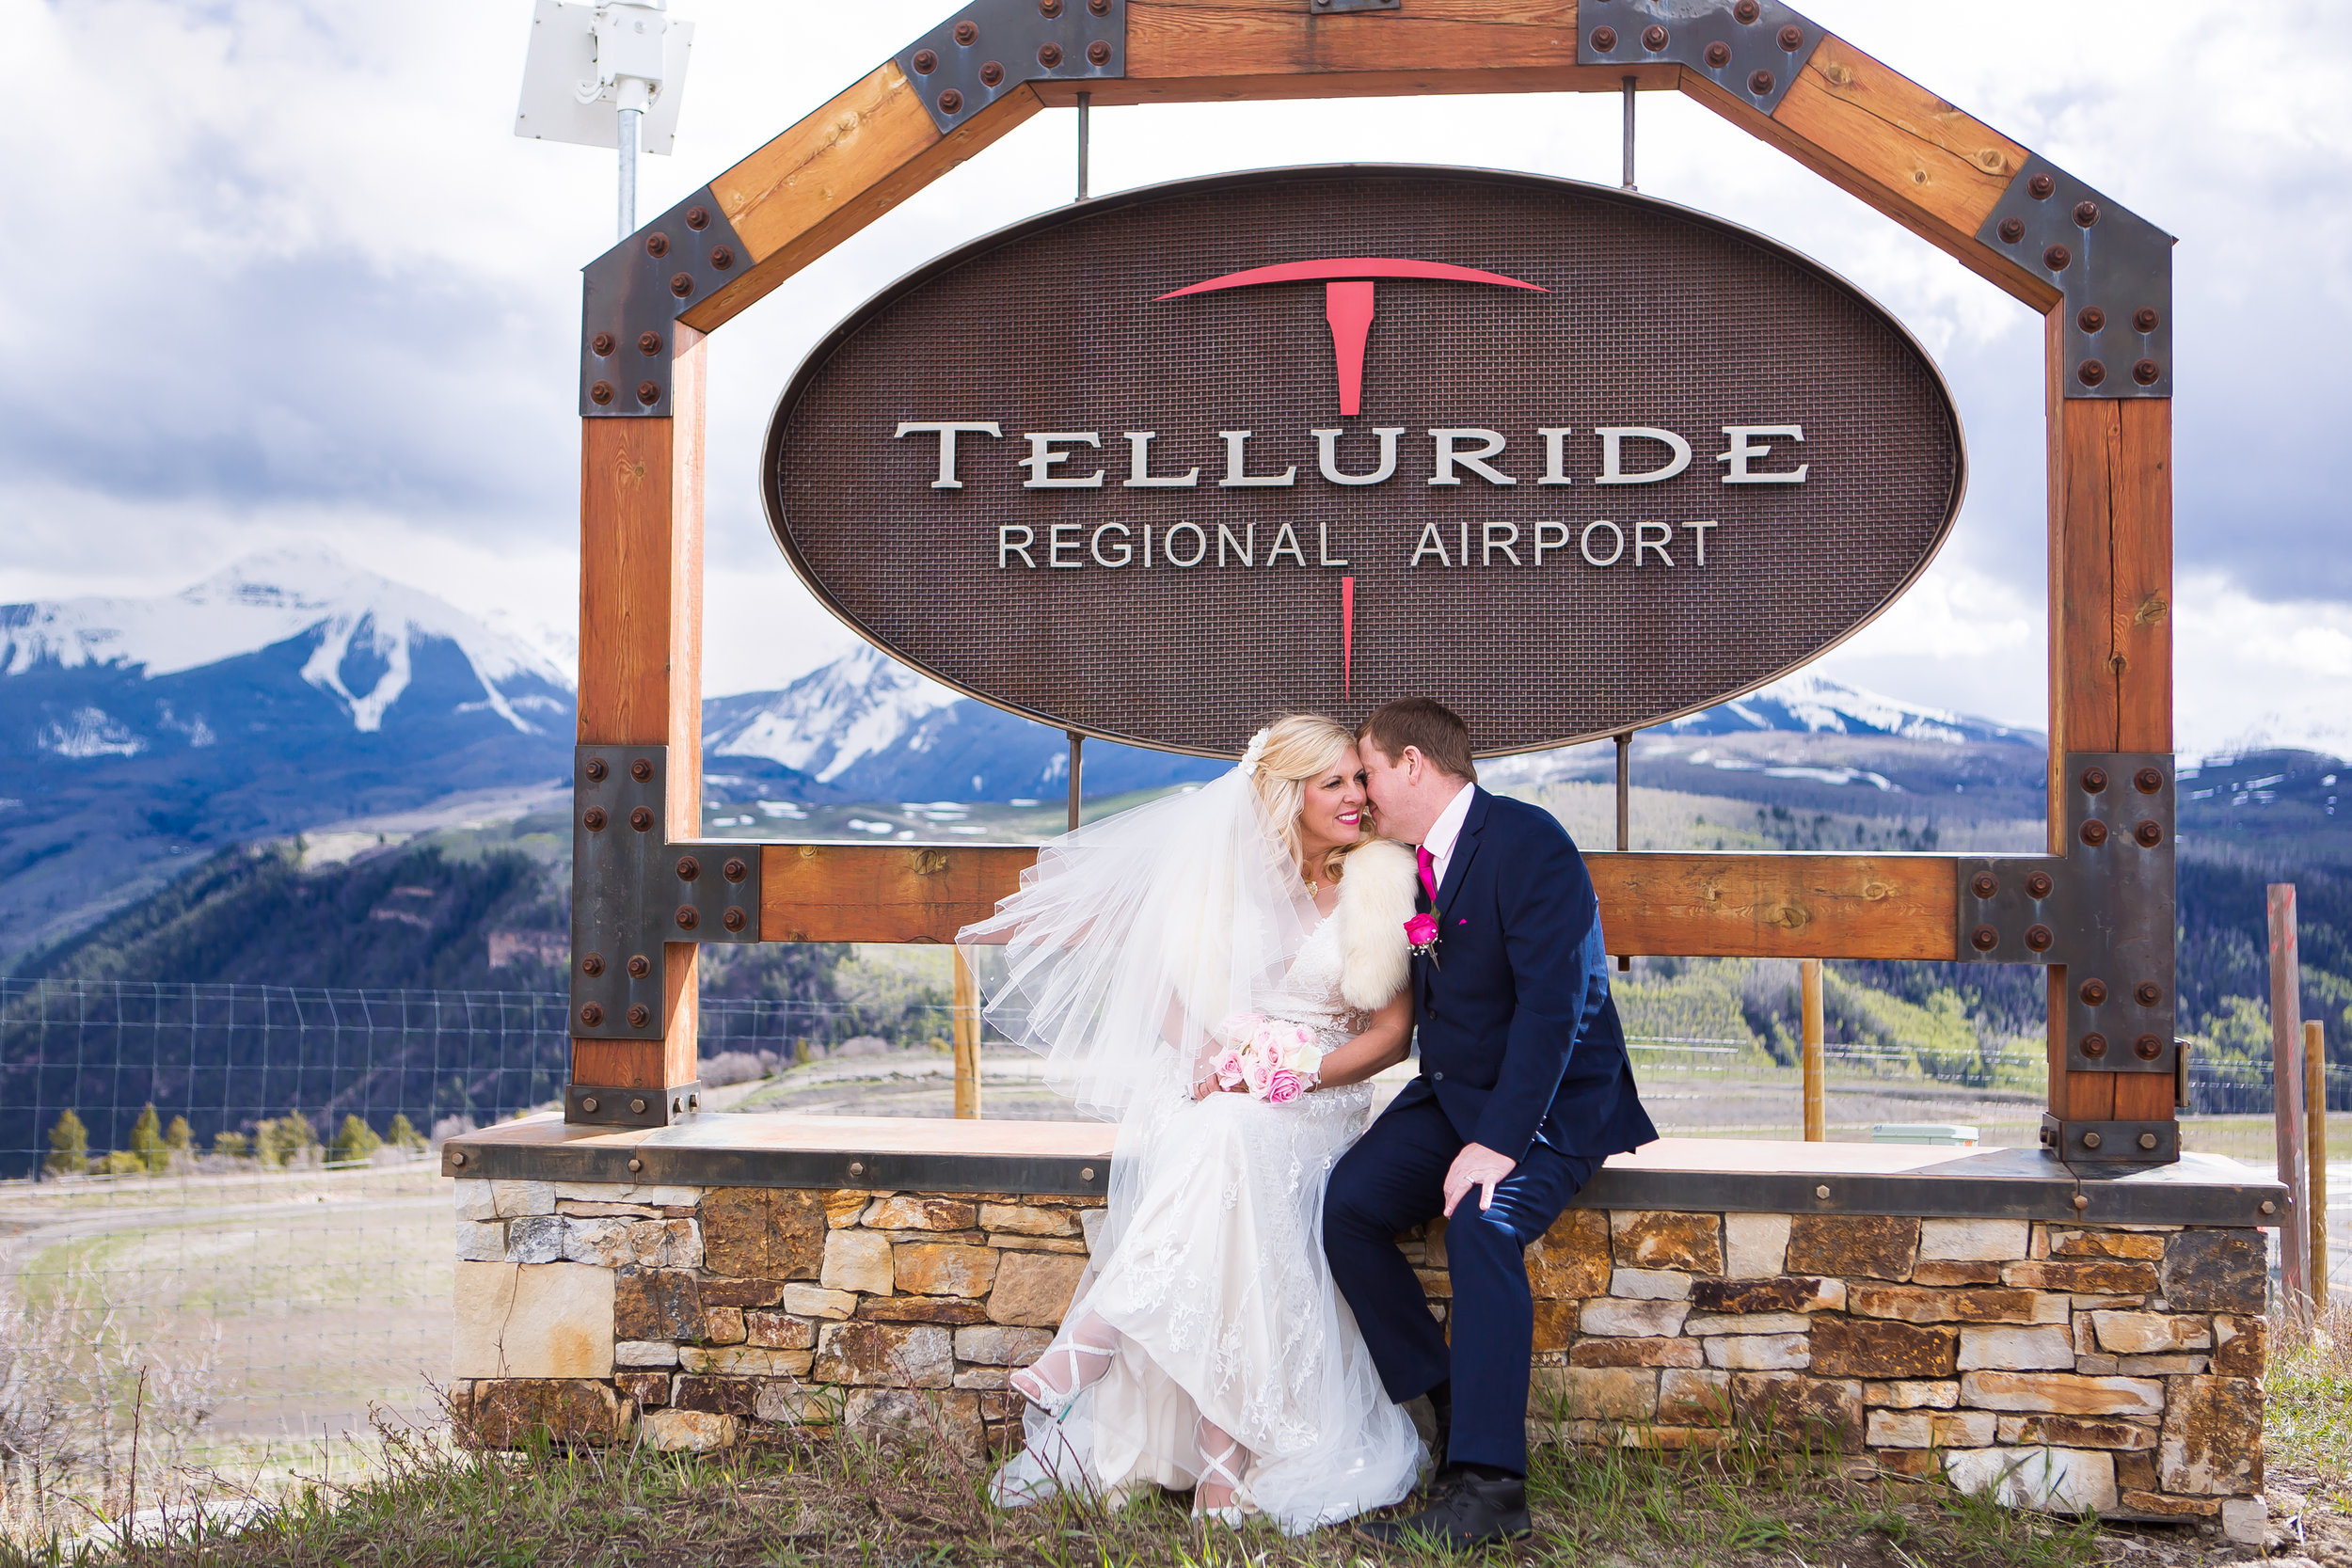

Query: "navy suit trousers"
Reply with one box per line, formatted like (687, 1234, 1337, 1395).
(1324, 1094, 1598, 1475)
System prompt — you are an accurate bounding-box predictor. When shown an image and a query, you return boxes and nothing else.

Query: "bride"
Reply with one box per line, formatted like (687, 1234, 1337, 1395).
(957, 714, 1426, 1532)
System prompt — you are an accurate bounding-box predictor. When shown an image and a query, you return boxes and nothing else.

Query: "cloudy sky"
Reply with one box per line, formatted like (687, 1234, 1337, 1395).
(5, 2, 2347, 756)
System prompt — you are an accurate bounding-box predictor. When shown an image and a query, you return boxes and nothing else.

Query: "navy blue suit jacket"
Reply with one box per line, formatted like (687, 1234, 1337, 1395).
(1393, 787, 1657, 1163)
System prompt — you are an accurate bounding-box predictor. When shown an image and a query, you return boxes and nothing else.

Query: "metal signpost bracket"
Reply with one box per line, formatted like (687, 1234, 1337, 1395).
(1957, 753, 2177, 1158)
(1978, 153, 2174, 399)
(569, 746, 761, 1124)
(580, 186, 748, 418)
(1577, 0, 1821, 117)
(897, 0, 1127, 138)
(2040, 1113, 2181, 1166)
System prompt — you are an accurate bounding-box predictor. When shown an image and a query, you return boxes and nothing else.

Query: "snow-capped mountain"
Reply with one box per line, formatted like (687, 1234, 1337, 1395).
(1661, 672, 2035, 747)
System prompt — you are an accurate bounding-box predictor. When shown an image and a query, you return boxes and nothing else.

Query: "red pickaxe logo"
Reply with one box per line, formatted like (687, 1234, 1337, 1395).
(1156, 257, 1547, 416)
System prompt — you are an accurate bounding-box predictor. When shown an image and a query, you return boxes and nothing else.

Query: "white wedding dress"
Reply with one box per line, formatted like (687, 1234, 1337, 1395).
(990, 908, 1425, 1532)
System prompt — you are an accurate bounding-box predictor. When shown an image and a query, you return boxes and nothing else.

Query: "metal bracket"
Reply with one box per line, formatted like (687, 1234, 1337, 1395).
(566, 1081, 705, 1130)
(2041, 1114, 2181, 1165)
(896, 0, 1127, 137)
(1957, 753, 2175, 1080)
(1977, 153, 2174, 399)
(570, 745, 761, 1045)
(580, 186, 748, 418)
(1577, 0, 1821, 116)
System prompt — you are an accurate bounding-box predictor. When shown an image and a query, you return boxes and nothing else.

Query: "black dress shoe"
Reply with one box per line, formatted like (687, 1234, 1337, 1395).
(1359, 1470, 1532, 1547)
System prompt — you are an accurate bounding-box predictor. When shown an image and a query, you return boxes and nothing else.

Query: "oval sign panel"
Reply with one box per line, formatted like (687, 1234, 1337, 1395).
(764, 166, 1964, 757)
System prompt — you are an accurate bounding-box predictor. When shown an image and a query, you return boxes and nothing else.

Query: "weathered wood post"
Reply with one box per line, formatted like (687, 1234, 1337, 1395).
(1801, 958, 1825, 1141)
(953, 950, 982, 1120)
(2270, 882, 2311, 1313)
(2311, 1019, 2330, 1309)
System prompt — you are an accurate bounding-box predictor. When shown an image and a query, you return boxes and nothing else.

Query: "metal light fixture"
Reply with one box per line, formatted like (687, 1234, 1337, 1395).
(514, 0, 697, 239)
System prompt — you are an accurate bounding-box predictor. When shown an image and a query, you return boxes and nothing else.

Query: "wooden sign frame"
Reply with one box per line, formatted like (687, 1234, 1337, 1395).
(567, 1, 2175, 1159)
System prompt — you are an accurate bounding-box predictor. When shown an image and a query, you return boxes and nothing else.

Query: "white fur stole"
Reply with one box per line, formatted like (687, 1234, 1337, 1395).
(1336, 837, 1419, 1010)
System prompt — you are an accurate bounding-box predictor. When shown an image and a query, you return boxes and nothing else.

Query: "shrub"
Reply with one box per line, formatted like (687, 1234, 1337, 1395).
(43, 1110, 87, 1177)
(331, 1115, 384, 1165)
(128, 1103, 167, 1174)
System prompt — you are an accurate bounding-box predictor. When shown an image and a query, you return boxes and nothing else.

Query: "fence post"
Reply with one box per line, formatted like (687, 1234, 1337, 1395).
(2311, 1019, 2329, 1310)
(952, 949, 981, 1120)
(1801, 958, 1825, 1142)
(2269, 883, 2311, 1317)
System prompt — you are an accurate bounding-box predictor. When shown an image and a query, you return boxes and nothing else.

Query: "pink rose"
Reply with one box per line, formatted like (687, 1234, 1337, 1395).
(1212, 1050, 1246, 1089)
(1240, 1050, 1270, 1096)
(1405, 912, 1438, 946)
(1261, 1067, 1304, 1104)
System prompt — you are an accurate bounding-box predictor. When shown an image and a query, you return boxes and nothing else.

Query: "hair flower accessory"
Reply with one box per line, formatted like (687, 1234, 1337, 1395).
(1237, 726, 1272, 778)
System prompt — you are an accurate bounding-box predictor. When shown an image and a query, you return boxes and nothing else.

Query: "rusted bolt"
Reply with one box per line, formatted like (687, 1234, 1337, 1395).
(1089, 0, 1108, 12)
(636, 379, 660, 404)
(2132, 358, 2160, 386)
(1041, 0, 1061, 14)
(1970, 872, 1998, 899)
(631, 758, 654, 782)
(628, 954, 650, 978)
(2027, 173, 2055, 200)
(580, 1005, 603, 1028)
(2134, 768, 2164, 794)
(2080, 819, 2108, 847)
(629, 806, 653, 832)
(1733, 0, 1760, 20)
(584, 756, 608, 782)
(581, 958, 608, 986)
(710, 245, 734, 270)
(1748, 68, 1775, 94)
(669, 272, 692, 298)
(1589, 25, 1618, 51)
(2132, 307, 2159, 333)
(2137, 1132, 2157, 1150)
(627, 1004, 650, 1027)
(849, 1161, 866, 1178)
(628, 1157, 644, 1173)
(2080, 978, 2107, 1006)
(954, 21, 977, 45)
(938, 87, 963, 113)
(913, 48, 937, 73)
(1970, 926, 1999, 952)
(1815, 1184, 1831, 1200)
(1776, 23, 1803, 50)
(723, 906, 747, 932)
(1087, 40, 1110, 64)
(2082, 1130, 2103, 1149)
(630, 1098, 647, 1115)
(590, 331, 616, 356)
(2026, 925, 2054, 952)
(2134, 819, 2164, 847)
(2135, 1035, 2163, 1061)
(2043, 243, 2072, 271)
(1084, 1166, 1099, 1182)
(676, 855, 701, 882)
(2136, 982, 2162, 1006)
(1038, 42, 1061, 67)
(583, 806, 607, 832)
(1997, 217, 2025, 244)
(2081, 766, 2109, 793)
(686, 206, 709, 230)
(645, 233, 669, 258)
(2076, 359, 2106, 387)
(2073, 1194, 2090, 1211)
(589, 381, 614, 405)
(723, 857, 748, 882)
(1643, 24, 1669, 51)
(2074, 200, 2099, 227)
(2077, 307, 2106, 333)
(2081, 1033, 2107, 1058)
(979, 60, 1005, 87)
(581, 1096, 599, 1113)
(2261, 1200, 2277, 1215)
(452, 1151, 467, 1167)
(1705, 40, 1731, 68)
(638, 331, 662, 356)
(675, 905, 699, 930)
(2026, 871, 2054, 899)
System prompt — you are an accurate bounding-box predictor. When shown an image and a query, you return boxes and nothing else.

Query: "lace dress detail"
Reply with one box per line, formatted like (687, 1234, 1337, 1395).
(992, 916, 1423, 1533)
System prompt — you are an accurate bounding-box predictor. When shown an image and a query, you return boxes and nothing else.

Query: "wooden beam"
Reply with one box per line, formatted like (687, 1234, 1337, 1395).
(573, 330, 707, 1095)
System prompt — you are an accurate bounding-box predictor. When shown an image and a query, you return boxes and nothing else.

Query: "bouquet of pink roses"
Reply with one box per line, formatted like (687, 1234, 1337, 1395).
(1207, 1013, 1323, 1104)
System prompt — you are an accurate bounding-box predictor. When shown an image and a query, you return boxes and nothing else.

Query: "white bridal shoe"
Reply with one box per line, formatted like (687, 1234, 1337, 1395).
(1192, 1428, 1251, 1527)
(1008, 1339, 1113, 1419)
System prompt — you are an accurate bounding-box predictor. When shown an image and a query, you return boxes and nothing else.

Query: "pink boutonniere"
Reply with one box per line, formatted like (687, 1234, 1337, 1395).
(1405, 911, 1441, 967)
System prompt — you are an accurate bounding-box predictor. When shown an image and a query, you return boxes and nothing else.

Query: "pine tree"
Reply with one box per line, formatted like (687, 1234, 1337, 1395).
(259, 1111, 321, 1168)
(129, 1103, 167, 1175)
(331, 1115, 383, 1165)
(165, 1116, 193, 1154)
(44, 1110, 88, 1177)
(387, 1114, 426, 1152)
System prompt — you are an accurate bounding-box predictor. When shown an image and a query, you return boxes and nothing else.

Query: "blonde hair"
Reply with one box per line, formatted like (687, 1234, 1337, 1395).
(1247, 713, 1364, 886)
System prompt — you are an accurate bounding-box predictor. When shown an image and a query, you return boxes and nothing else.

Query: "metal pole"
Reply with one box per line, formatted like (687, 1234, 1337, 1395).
(1075, 91, 1090, 202)
(952, 950, 982, 1120)
(1066, 731, 1084, 832)
(1802, 958, 1826, 1141)
(2310, 1019, 2329, 1309)
(1614, 731, 1631, 973)
(617, 103, 643, 238)
(2270, 883, 2312, 1317)
(1621, 76, 1637, 192)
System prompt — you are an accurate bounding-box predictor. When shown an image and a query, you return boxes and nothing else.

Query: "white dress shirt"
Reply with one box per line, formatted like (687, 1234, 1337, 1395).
(1419, 782, 1479, 897)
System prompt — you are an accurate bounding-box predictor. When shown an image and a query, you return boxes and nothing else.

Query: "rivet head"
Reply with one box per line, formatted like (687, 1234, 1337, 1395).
(2135, 819, 2164, 847)
(1642, 24, 1669, 51)
(2074, 200, 2099, 227)
(675, 905, 699, 930)
(953, 21, 977, 45)
(1776, 24, 1803, 50)
(2261, 1200, 2277, 1215)
(581, 1096, 599, 1113)
(668, 273, 692, 299)
(2077, 307, 2106, 333)
(2135, 1035, 2164, 1061)
(630, 758, 654, 782)
(629, 806, 654, 832)
(2081, 767, 2109, 793)
(628, 1157, 644, 1173)
(938, 87, 963, 113)
(2080, 819, 2109, 847)
(2026, 871, 2054, 900)
(685, 206, 709, 230)
(1733, 0, 1760, 20)
(589, 381, 614, 405)
(581, 954, 605, 977)
(1997, 217, 2026, 244)
(627, 1004, 650, 1027)
(580, 1004, 603, 1027)
(912, 48, 937, 73)
(1970, 872, 1998, 899)
(590, 332, 616, 356)
(2135, 768, 2164, 794)
(723, 858, 749, 882)
(1816, 1185, 1831, 1200)
(2138, 1132, 2157, 1150)
(645, 233, 669, 258)
(638, 331, 662, 356)
(2027, 173, 2056, 200)
(630, 1098, 647, 1115)
(1970, 926, 1999, 952)
(2133, 307, 2160, 333)
(709, 245, 734, 270)
(1705, 41, 1730, 68)
(978, 60, 1005, 87)
(723, 907, 747, 932)
(676, 855, 701, 882)
(1747, 68, 1775, 95)
(628, 954, 650, 978)
(2043, 243, 2072, 271)
(1087, 40, 1110, 64)
(1589, 25, 1618, 50)
(1038, 42, 1062, 67)
(2136, 982, 2162, 1006)
(2081, 1131, 2103, 1149)
(2080, 979, 2107, 1006)
(452, 1151, 466, 1166)
(583, 806, 607, 832)
(2073, 1194, 2090, 1210)
(635, 379, 660, 404)
(2026, 925, 2054, 952)
(2081, 1033, 2107, 1058)
(2132, 358, 2160, 386)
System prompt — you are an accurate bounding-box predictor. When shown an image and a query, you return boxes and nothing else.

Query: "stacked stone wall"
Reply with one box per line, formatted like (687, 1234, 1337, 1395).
(449, 1179, 2267, 1533)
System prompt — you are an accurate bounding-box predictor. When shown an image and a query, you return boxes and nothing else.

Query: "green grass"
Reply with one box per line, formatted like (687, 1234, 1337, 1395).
(2269, 1300, 2352, 1481)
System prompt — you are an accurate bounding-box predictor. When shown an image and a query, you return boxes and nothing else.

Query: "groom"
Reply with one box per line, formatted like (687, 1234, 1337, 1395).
(1326, 697, 1657, 1545)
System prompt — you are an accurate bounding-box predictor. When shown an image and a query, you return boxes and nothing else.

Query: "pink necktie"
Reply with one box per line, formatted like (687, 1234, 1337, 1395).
(1416, 845, 1438, 903)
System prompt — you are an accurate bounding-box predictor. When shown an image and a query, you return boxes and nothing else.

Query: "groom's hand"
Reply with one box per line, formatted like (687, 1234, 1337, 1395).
(1441, 1143, 1517, 1217)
